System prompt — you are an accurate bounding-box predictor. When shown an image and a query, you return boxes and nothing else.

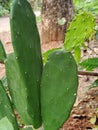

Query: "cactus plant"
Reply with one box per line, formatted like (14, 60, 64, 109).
(0, 81, 19, 130)
(5, 53, 33, 125)
(0, 0, 78, 129)
(41, 49, 78, 130)
(0, 117, 15, 130)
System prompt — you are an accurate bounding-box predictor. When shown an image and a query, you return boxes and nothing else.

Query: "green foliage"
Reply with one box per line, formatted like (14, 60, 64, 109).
(89, 79, 98, 89)
(36, 15, 41, 23)
(0, 0, 78, 129)
(0, 8, 9, 16)
(64, 12, 96, 51)
(43, 47, 61, 63)
(58, 17, 67, 25)
(95, 24, 98, 40)
(0, 40, 7, 63)
(80, 58, 98, 71)
(0, 0, 10, 16)
(74, 47, 81, 63)
(0, 0, 10, 10)
(41, 49, 78, 130)
(73, 0, 98, 16)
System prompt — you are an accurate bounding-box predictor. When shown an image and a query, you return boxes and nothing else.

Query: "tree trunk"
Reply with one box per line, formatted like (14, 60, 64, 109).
(41, 0, 74, 44)
(29, 0, 36, 9)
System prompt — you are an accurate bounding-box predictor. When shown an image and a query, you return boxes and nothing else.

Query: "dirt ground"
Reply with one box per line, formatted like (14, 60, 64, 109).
(0, 17, 98, 130)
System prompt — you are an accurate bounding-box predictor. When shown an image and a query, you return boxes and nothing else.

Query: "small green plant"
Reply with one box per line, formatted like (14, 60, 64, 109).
(73, 0, 98, 16)
(80, 58, 98, 71)
(36, 15, 41, 23)
(64, 12, 96, 51)
(64, 11, 96, 63)
(64, 6, 98, 91)
(0, 0, 10, 16)
(0, 0, 78, 129)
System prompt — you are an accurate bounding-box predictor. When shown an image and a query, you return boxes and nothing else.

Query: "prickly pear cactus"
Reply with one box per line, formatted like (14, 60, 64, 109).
(64, 12, 96, 51)
(41, 49, 78, 130)
(5, 53, 33, 125)
(0, 117, 15, 130)
(10, 0, 43, 128)
(0, 81, 19, 130)
(0, 40, 6, 63)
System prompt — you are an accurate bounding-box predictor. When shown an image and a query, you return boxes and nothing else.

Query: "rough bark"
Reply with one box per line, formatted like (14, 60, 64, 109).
(28, 0, 36, 9)
(41, 0, 74, 44)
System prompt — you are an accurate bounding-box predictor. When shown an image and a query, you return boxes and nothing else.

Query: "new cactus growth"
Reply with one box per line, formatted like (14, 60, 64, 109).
(0, 0, 79, 129)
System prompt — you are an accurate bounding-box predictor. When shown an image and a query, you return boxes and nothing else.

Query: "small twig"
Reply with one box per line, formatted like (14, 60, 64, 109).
(78, 71, 98, 76)
(87, 46, 98, 55)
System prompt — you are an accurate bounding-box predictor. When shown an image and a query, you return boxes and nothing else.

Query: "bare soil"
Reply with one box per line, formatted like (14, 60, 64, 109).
(0, 17, 98, 130)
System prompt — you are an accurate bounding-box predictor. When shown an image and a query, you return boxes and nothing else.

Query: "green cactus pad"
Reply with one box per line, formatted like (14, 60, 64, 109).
(0, 40, 7, 63)
(0, 117, 14, 130)
(64, 12, 96, 51)
(10, 0, 43, 128)
(0, 80, 19, 130)
(41, 49, 78, 130)
(5, 53, 33, 126)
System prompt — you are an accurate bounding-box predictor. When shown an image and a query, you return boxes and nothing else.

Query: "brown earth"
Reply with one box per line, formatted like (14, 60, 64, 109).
(0, 17, 98, 130)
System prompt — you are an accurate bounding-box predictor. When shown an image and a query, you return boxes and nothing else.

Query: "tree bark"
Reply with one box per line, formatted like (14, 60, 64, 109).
(29, 0, 36, 9)
(41, 0, 74, 44)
